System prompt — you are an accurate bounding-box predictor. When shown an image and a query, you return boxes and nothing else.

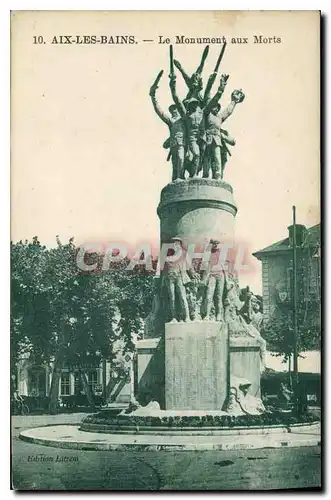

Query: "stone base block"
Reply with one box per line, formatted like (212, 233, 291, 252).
(165, 321, 228, 410)
(230, 337, 261, 397)
(134, 338, 165, 407)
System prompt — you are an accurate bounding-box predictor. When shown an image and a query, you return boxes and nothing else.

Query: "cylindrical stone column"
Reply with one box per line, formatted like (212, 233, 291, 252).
(157, 178, 237, 247)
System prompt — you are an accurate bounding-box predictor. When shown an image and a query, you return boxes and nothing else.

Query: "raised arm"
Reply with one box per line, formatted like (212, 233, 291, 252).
(173, 60, 191, 89)
(149, 72, 171, 126)
(221, 89, 245, 122)
(203, 72, 218, 106)
(195, 45, 210, 75)
(150, 92, 171, 126)
(169, 74, 186, 118)
(204, 43, 227, 105)
(204, 74, 229, 115)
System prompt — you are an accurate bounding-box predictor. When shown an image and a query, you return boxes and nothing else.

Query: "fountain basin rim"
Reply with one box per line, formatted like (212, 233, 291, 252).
(79, 420, 320, 436)
(19, 421, 321, 452)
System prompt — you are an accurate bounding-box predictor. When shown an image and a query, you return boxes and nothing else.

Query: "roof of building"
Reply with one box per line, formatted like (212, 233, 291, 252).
(253, 223, 320, 259)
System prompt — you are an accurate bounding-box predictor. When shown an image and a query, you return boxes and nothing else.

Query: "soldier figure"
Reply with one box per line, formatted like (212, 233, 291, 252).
(149, 71, 186, 182)
(203, 79, 245, 180)
(172, 50, 229, 175)
(151, 44, 246, 182)
(200, 239, 226, 321)
(185, 265, 204, 321)
(169, 75, 205, 177)
(161, 237, 191, 322)
(173, 45, 209, 107)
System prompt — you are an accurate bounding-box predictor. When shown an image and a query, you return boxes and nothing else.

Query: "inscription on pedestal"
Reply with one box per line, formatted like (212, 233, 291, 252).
(165, 321, 228, 410)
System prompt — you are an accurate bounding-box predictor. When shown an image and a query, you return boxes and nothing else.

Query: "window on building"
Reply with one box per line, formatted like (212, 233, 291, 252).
(73, 370, 99, 394)
(60, 373, 70, 395)
(88, 371, 98, 393)
(74, 372, 83, 395)
(28, 367, 46, 397)
(309, 255, 319, 295)
(286, 267, 293, 300)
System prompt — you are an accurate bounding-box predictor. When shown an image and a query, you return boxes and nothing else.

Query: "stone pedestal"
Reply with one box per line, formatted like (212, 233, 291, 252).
(134, 338, 165, 407)
(165, 321, 228, 410)
(135, 178, 262, 411)
(135, 332, 262, 407)
(229, 337, 261, 397)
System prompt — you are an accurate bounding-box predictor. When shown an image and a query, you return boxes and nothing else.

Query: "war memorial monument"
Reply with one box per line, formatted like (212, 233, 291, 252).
(133, 44, 266, 415)
(20, 45, 320, 452)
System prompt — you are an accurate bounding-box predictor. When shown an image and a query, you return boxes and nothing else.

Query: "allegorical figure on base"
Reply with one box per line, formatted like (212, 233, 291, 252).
(239, 288, 267, 371)
(224, 283, 267, 372)
(223, 377, 266, 416)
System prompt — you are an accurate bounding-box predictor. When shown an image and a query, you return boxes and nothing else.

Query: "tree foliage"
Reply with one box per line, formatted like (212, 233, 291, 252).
(262, 299, 320, 361)
(11, 237, 155, 412)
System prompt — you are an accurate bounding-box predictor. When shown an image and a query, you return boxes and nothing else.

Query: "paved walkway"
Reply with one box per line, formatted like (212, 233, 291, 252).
(12, 413, 89, 433)
(19, 422, 320, 452)
(12, 404, 125, 435)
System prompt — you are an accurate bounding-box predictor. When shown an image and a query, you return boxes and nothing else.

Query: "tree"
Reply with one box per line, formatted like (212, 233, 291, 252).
(262, 300, 320, 362)
(11, 237, 53, 369)
(11, 238, 155, 413)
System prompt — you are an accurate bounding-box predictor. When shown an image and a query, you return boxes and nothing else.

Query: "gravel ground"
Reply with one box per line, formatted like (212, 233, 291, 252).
(11, 414, 322, 491)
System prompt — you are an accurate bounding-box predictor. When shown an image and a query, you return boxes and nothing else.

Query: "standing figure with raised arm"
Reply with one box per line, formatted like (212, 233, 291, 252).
(174, 43, 228, 110)
(173, 45, 210, 107)
(203, 75, 245, 180)
(202, 42, 227, 107)
(149, 70, 186, 182)
(169, 73, 205, 178)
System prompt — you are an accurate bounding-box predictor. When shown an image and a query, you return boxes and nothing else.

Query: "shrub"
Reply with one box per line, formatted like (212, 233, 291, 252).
(81, 409, 319, 431)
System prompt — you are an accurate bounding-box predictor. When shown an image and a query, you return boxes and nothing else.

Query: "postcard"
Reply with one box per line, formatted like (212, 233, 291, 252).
(11, 10, 321, 491)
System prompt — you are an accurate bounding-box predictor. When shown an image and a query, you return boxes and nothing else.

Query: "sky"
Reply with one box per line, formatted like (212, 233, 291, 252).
(11, 11, 320, 294)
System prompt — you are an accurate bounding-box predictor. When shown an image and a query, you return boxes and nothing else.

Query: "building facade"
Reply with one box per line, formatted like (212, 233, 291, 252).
(15, 338, 134, 404)
(253, 223, 321, 348)
(16, 355, 105, 398)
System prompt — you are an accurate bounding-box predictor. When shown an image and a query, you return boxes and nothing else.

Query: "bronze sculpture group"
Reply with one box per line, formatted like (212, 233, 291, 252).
(145, 237, 266, 372)
(150, 44, 245, 182)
